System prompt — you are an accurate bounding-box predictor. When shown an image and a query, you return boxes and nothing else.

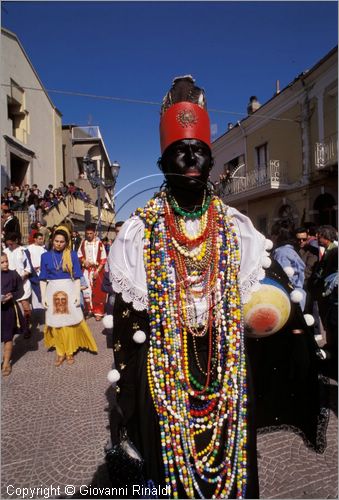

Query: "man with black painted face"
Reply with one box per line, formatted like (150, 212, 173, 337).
(105, 76, 275, 498)
(159, 139, 213, 202)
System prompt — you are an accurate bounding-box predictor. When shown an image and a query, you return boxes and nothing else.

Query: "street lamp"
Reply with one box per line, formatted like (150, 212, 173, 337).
(83, 155, 120, 239)
(111, 161, 121, 182)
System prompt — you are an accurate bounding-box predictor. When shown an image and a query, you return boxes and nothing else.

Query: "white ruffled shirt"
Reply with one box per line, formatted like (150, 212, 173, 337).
(4, 246, 32, 300)
(107, 205, 271, 312)
(26, 244, 47, 274)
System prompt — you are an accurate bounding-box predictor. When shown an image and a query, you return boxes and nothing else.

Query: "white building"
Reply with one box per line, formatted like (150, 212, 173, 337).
(1, 27, 63, 191)
(211, 46, 338, 234)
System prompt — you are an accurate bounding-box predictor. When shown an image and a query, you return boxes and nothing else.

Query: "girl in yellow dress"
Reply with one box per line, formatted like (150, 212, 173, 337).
(39, 226, 97, 366)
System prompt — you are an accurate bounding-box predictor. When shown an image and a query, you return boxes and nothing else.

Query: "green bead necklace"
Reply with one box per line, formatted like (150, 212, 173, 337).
(189, 371, 219, 393)
(168, 191, 212, 219)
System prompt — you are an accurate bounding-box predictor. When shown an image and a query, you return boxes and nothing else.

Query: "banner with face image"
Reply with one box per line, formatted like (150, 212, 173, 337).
(45, 279, 83, 327)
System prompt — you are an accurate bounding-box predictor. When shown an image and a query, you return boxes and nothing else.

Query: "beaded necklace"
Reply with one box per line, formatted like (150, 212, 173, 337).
(168, 191, 211, 219)
(135, 191, 247, 499)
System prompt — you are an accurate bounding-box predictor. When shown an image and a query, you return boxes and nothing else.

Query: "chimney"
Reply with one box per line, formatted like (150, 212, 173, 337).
(276, 80, 280, 95)
(227, 122, 233, 131)
(247, 96, 261, 115)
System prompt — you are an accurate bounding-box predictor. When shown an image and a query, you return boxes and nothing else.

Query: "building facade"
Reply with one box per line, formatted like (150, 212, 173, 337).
(212, 47, 338, 236)
(1, 28, 63, 191)
(1, 27, 120, 238)
(62, 125, 118, 233)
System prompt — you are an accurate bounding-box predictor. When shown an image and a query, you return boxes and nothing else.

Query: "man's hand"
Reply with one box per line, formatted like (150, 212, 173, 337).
(40, 281, 48, 309)
(2, 292, 13, 303)
(74, 279, 81, 307)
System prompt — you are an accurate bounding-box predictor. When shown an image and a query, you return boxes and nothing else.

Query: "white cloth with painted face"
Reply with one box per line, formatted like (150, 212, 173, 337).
(45, 279, 83, 327)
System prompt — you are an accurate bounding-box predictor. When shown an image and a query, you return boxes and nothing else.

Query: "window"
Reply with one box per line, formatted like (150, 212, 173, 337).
(224, 154, 245, 176)
(255, 143, 268, 170)
(76, 158, 86, 179)
(255, 143, 269, 183)
(314, 193, 337, 227)
(7, 80, 28, 143)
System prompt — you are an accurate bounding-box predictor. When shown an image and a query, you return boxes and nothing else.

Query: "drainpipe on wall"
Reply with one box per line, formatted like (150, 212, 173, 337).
(300, 81, 311, 184)
(27, 159, 33, 186)
(237, 120, 247, 172)
(237, 120, 250, 216)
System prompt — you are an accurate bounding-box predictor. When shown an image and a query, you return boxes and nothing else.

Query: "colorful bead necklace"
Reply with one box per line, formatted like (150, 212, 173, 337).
(135, 191, 248, 499)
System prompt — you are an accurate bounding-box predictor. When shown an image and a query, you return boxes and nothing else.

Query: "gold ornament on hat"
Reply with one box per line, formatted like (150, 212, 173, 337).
(176, 109, 198, 128)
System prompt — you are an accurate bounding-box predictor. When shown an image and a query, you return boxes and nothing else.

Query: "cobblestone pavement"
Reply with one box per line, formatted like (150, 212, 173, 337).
(1, 319, 338, 499)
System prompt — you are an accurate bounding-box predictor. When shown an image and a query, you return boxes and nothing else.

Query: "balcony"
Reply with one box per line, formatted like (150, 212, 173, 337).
(72, 126, 102, 141)
(220, 160, 289, 203)
(315, 134, 338, 170)
(42, 194, 114, 229)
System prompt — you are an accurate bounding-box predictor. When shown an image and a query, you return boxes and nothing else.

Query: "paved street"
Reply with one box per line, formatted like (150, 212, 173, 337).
(1, 318, 338, 499)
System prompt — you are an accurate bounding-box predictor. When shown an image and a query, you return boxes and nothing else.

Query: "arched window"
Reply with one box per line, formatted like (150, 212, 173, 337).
(314, 193, 337, 227)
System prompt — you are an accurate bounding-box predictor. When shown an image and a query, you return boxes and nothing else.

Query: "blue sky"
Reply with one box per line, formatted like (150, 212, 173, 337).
(2, 1, 338, 220)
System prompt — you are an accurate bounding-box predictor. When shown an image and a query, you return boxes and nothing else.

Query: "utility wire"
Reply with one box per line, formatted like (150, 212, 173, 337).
(1, 83, 161, 106)
(1, 83, 297, 123)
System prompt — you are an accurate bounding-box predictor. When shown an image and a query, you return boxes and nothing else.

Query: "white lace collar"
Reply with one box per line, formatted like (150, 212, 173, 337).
(107, 206, 271, 311)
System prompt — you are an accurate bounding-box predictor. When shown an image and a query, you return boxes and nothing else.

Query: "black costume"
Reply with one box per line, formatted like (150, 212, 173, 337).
(105, 76, 327, 499)
(246, 260, 328, 453)
(3, 215, 21, 240)
(1, 269, 26, 342)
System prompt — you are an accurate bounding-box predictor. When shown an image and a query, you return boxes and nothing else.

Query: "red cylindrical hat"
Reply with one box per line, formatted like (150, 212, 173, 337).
(160, 101, 211, 154)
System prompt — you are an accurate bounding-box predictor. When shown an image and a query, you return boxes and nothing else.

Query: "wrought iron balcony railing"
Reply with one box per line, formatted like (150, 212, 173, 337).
(315, 134, 338, 169)
(219, 160, 288, 197)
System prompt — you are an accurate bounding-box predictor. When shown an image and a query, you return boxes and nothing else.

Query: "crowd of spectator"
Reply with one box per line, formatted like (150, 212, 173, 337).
(1, 181, 92, 223)
(269, 220, 338, 380)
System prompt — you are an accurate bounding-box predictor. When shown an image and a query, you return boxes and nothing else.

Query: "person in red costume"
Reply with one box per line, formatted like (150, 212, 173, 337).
(78, 223, 107, 321)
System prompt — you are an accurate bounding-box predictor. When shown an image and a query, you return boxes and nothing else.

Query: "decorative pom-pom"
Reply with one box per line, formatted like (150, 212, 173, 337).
(304, 314, 315, 326)
(133, 330, 146, 344)
(290, 289, 303, 303)
(102, 315, 114, 329)
(283, 266, 295, 278)
(261, 256, 272, 269)
(107, 369, 120, 383)
(265, 239, 273, 251)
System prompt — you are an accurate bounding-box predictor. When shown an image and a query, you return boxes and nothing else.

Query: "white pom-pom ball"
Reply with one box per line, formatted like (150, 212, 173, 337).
(283, 266, 295, 279)
(290, 289, 303, 303)
(133, 330, 146, 344)
(261, 256, 272, 269)
(102, 315, 114, 329)
(304, 314, 315, 326)
(107, 369, 120, 383)
(265, 239, 273, 251)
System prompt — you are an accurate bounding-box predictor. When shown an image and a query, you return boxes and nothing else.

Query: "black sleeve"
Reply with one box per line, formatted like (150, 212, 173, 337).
(109, 293, 150, 444)
(12, 271, 24, 301)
